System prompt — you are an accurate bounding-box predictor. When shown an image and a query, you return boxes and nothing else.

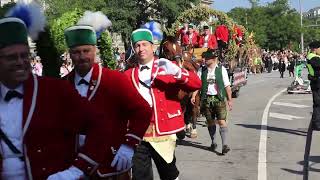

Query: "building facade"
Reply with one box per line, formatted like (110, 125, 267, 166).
(304, 7, 320, 19)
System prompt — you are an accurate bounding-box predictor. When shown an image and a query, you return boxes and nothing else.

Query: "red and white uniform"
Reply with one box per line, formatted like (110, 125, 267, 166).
(65, 63, 152, 177)
(199, 34, 218, 49)
(125, 59, 201, 137)
(182, 32, 199, 47)
(0, 74, 111, 179)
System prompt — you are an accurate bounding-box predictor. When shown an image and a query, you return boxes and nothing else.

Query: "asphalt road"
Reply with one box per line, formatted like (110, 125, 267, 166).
(152, 69, 320, 180)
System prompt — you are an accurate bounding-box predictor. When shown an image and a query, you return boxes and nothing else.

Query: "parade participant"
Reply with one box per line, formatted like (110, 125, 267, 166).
(64, 11, 152, 179)
(306, 41, 320, 130)
(193, 49, 232, 155)
(199, 25, 218, 49)
(232, 25, 243, 46)
(182, 24, 199, 47)
(177, 22, 189, 45)
(0, 2, 114, 179)
(125, 28, 201, 180)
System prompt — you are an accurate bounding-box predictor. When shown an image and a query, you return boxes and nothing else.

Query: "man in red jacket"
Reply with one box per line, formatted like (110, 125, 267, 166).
(0, 17, 113, 179)
(199, 25, 218, 49)
(63, 15, 152, 179)
(215, 24, 229, 50)
(125, 28, 201, 180)
(182, 24, 199, 48)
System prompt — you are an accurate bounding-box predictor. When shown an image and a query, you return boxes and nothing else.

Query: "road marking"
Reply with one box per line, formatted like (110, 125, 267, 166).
(272, 102, 310, 108)
(269, 112, 304, 120)
(258, 88, 287, 180)
(278, 98, 312, 101)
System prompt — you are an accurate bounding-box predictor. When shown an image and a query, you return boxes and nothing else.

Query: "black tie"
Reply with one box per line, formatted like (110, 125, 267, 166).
(140, 66, 150, 71)
(4, 90, 23, 102)
(78, 79, 89, 86)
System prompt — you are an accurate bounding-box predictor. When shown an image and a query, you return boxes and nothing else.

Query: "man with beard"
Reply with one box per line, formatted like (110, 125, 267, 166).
(64, 11, 152, 179)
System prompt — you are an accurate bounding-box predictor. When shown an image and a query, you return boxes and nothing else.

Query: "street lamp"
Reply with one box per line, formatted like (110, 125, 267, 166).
(299, 0, 304, 53)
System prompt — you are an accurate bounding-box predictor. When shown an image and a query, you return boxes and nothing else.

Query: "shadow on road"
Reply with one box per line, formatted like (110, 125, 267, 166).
(235, 124, 307, 136)
(177, 139, 224, 156)
(282, 156, 320, 175)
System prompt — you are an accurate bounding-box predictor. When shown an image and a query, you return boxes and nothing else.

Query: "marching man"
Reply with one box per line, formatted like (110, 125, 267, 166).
(0, 2, 114, 179)
(64, 11, 152, 179)
(125, 28, 201, 180)
(192, 49, 233, 155)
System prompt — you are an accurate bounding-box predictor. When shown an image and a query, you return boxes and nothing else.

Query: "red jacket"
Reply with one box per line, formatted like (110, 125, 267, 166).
(65, 63, 151, 176)
(0, 74, 112, 179)
(182, 32, 199, 47)
(124, 60, 201, 136)
(198, 34, 218, 49)
(215, 25, 229, 43)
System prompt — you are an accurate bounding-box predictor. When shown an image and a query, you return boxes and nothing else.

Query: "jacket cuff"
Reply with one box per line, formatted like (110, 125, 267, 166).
(175, 69, 190, 84)
(73, 153, 99, 176)
(124, 134, 141, 148)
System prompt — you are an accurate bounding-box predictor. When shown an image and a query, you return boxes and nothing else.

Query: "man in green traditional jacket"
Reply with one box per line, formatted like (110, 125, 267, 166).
(191, 49, 233, 154)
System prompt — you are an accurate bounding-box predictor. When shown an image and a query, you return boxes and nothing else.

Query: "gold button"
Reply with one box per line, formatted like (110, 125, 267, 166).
(42, 167, 46, 171)
(37, 149, 41, 153)
(87, 166, 92, 170)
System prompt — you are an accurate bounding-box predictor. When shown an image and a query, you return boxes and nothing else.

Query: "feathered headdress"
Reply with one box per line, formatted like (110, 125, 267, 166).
(77, 11, 112, 38)
(5, 0, 46, 40)
(141, 21, 163, 41)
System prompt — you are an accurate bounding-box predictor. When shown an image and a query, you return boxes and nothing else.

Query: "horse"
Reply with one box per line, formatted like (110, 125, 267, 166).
(160, 35, 201, 139)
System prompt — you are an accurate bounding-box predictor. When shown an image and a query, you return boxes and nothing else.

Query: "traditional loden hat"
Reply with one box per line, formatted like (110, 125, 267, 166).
(64, 11, 112, 48)
(202, 49, 220, 59)
(0, 2, 45, 49)
(131, 29, 154, 45)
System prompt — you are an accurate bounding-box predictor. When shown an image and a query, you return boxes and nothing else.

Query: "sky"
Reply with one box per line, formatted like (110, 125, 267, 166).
(213, 0, 320, 12)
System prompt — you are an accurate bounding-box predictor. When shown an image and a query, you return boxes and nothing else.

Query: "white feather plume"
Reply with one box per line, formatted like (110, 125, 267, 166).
(5, 0, 46, 40)
(77, 11, 112, 33)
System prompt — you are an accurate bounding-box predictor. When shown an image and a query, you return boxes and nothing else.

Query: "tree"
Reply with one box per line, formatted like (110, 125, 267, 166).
(229, 0, 302, 51)
(41, 0, 200, 48)
(248, 0, 260, 8)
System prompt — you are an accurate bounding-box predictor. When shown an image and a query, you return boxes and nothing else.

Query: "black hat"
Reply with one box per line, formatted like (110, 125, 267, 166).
(202, 49, 219, 59)
(203, 25, 209, 30)
(309, 41, 320, 49)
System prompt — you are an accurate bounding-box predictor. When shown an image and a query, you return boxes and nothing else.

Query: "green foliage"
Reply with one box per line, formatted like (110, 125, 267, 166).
(228, 0, 302, 51)
(41, 0, 200, 48)
(50, 8, 83, 55)
(98, 32, 117, 69)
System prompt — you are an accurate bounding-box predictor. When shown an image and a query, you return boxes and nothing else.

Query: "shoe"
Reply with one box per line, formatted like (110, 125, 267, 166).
(210, 143, 217, 151)
(185, 124, 192, 137)
(222, 145, 230, 154)
(190, 129, 197, 138)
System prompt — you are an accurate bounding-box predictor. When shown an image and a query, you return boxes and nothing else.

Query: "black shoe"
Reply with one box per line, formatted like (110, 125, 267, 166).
(210, 143, 217, 151)
(222, 145, 230, 154)
(312, 121, 320, 131)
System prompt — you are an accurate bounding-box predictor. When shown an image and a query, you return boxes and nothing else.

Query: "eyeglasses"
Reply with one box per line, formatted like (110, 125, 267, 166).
(0, 52, 30, 62)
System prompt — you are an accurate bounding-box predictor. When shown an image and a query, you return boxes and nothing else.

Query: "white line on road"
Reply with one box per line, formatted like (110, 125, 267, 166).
(258, 89, 287, 180)
(272, 102, 310, 108)
(269, 112, 304, 120)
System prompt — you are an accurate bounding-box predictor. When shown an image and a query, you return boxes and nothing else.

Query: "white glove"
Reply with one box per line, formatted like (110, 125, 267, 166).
(110, 144, 134, 171)
(155, 58, 182, 77)
(47, 166, 83, 180)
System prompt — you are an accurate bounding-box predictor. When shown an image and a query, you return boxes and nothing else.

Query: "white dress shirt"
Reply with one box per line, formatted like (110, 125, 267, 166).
(197, 65, 231, 95)
(0, 84, 26, 180)
(138, 61, 153, 107)
(74, 68, 93, 97)
(203, 35, 209, 48)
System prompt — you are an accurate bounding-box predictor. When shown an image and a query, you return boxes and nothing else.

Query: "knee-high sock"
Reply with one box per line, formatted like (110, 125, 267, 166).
(220, 127, 228, 146)
(207, 125, 217, 144)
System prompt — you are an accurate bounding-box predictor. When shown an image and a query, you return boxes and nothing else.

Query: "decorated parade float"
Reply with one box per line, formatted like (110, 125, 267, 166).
(166, 5, 260, 98)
